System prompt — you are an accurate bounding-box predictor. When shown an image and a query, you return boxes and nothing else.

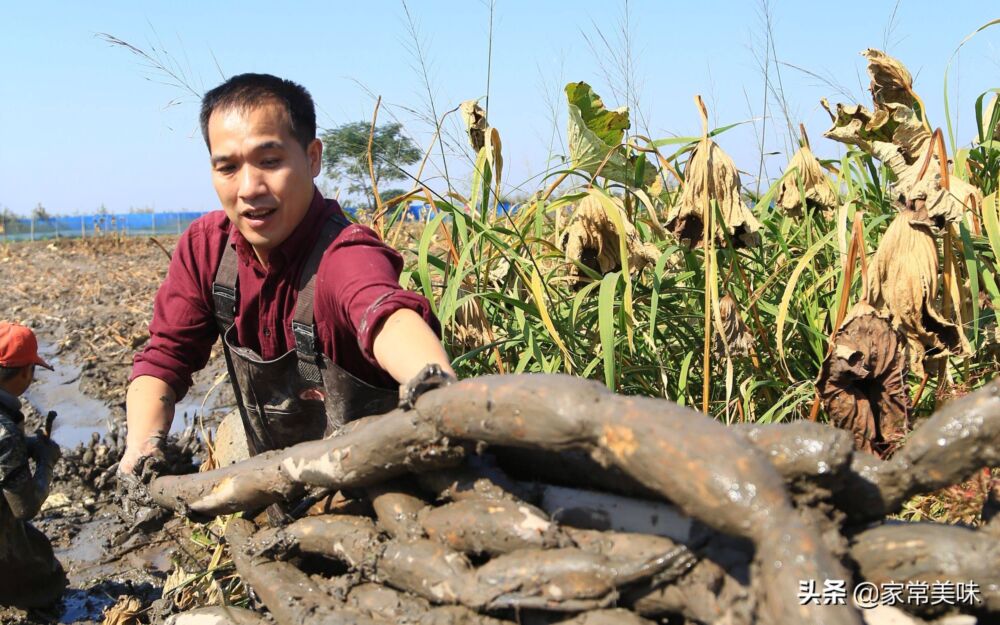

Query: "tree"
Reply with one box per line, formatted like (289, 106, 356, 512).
(0, 207, 19, 238)
(321, 122, 421, 211)
(32, 203, 50, 221)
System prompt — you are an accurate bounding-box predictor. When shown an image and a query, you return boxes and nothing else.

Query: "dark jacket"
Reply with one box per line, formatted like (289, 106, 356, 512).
(0, 388, 66, 608)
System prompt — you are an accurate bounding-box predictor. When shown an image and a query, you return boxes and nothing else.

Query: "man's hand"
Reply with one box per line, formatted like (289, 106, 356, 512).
(398, 363, 457, 411)
(25, 434, 61, 467)
(114, 443, 169, 533)
(119, 433, 167, 475)
(122, 376, 175, 474)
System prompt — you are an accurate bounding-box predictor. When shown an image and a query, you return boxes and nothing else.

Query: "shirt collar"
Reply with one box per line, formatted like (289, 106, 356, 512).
(228, 187, 340, 273)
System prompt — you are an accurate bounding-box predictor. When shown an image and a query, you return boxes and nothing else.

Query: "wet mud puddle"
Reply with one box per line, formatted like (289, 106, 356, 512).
(23, 353, 110, 448)
(24, 343, 231, 448)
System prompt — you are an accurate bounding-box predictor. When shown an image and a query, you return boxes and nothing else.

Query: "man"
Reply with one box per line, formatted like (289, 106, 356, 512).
(121, 73, 454, 478)
(0, 322, 65, 608)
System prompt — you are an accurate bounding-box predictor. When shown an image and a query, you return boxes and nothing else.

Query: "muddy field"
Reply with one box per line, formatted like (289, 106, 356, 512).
(0, 236, 231, 624)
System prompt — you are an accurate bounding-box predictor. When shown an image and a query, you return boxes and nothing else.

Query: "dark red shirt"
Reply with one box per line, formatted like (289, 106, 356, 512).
(131, 189, 439, 400)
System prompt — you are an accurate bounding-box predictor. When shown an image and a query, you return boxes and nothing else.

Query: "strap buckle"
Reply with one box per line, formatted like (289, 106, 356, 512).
(292, 320, 317, 362)
(212, 283, 238, 316)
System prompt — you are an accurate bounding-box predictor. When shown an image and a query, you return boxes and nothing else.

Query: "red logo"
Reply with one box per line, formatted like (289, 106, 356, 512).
(299, 388, 325, 401)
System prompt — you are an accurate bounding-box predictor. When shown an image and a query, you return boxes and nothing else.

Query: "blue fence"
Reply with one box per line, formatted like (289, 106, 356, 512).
(396, 201, 516, 221)
(0, 202, 518, 242)
(0, 212, 206, 241)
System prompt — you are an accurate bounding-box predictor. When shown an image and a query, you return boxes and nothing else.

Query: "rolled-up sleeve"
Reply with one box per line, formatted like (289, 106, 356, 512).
(318, 224, 440, 366)
(131, 222, 219, 400)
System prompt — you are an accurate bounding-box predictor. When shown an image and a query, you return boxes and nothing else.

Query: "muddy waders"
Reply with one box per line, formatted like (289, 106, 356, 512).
(211, 214, 397, 460)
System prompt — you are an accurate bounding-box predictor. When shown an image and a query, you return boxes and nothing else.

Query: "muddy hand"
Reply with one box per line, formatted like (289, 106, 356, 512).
(398, 363, 457, 411)
(26, 434, 62, 467)
(114, 452, 169, 536)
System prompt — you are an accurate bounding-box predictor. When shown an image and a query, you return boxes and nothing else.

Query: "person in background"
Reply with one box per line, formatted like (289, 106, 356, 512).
(0, 322, 65, 608)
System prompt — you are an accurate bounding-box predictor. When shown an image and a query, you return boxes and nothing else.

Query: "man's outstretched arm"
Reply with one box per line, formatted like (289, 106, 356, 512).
(123, 221, 219, 475)
(372, 308, 456, 384)
(4, 435, 60, 521)
(120, 375, 175, 474)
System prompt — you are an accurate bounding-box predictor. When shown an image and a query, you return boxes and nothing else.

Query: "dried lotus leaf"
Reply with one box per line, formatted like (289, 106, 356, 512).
(775, 145, 837, 216)
(667, 139, 761, 248)
(486, 126, 503, 189)
(711, 292, 753, 359)
(830, 51, 979, 230)
(460, 99, 488, 152)
(864, 48, 915, 109)
(818, 302, 910, 456)
(867, 205, 970, 377)
(822, 76, 978, 231)
(453, 294, 491, 352)
(886, 105, 932, 163)
(904, 174, 981, 234)
(822, 100, 929, 164)
(101, 596, 144, 625)
(452, 257, 513, 351)
(560, 194, 659, 287)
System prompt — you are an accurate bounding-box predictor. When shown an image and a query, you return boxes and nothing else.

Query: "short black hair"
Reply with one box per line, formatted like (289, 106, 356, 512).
(200, 73, 317, 151)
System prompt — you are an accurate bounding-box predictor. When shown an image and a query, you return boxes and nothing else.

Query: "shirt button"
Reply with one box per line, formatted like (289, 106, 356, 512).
(263, 328, 271, 337)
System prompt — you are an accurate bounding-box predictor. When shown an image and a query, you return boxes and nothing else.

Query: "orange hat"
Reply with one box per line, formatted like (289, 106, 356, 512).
(0, 322, 53, 370)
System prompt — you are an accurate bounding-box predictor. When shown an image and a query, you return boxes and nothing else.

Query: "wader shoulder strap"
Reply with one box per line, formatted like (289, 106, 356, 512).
(208, 240, 266, 458)
(292, 214, 351, 385)
(211, 241, 240, 330)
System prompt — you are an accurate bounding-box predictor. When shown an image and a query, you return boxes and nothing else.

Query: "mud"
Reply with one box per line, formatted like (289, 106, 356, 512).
(1, 237, 229, 624)
(2, 237, 233, 416)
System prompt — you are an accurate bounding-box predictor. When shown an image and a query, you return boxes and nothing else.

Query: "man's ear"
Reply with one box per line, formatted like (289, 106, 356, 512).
(307, 138, 323, 178)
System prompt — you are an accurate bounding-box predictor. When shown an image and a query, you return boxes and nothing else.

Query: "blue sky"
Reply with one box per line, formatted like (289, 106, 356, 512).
(1, 1, 998, 215)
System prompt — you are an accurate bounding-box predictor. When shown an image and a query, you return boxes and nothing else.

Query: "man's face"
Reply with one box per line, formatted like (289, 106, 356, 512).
(11, 364, 34, 398)
(207, 102, 322, 264)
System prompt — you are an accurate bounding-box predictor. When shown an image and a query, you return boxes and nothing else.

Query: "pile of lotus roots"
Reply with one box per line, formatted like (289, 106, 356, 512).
(149, 374, 999, 625)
